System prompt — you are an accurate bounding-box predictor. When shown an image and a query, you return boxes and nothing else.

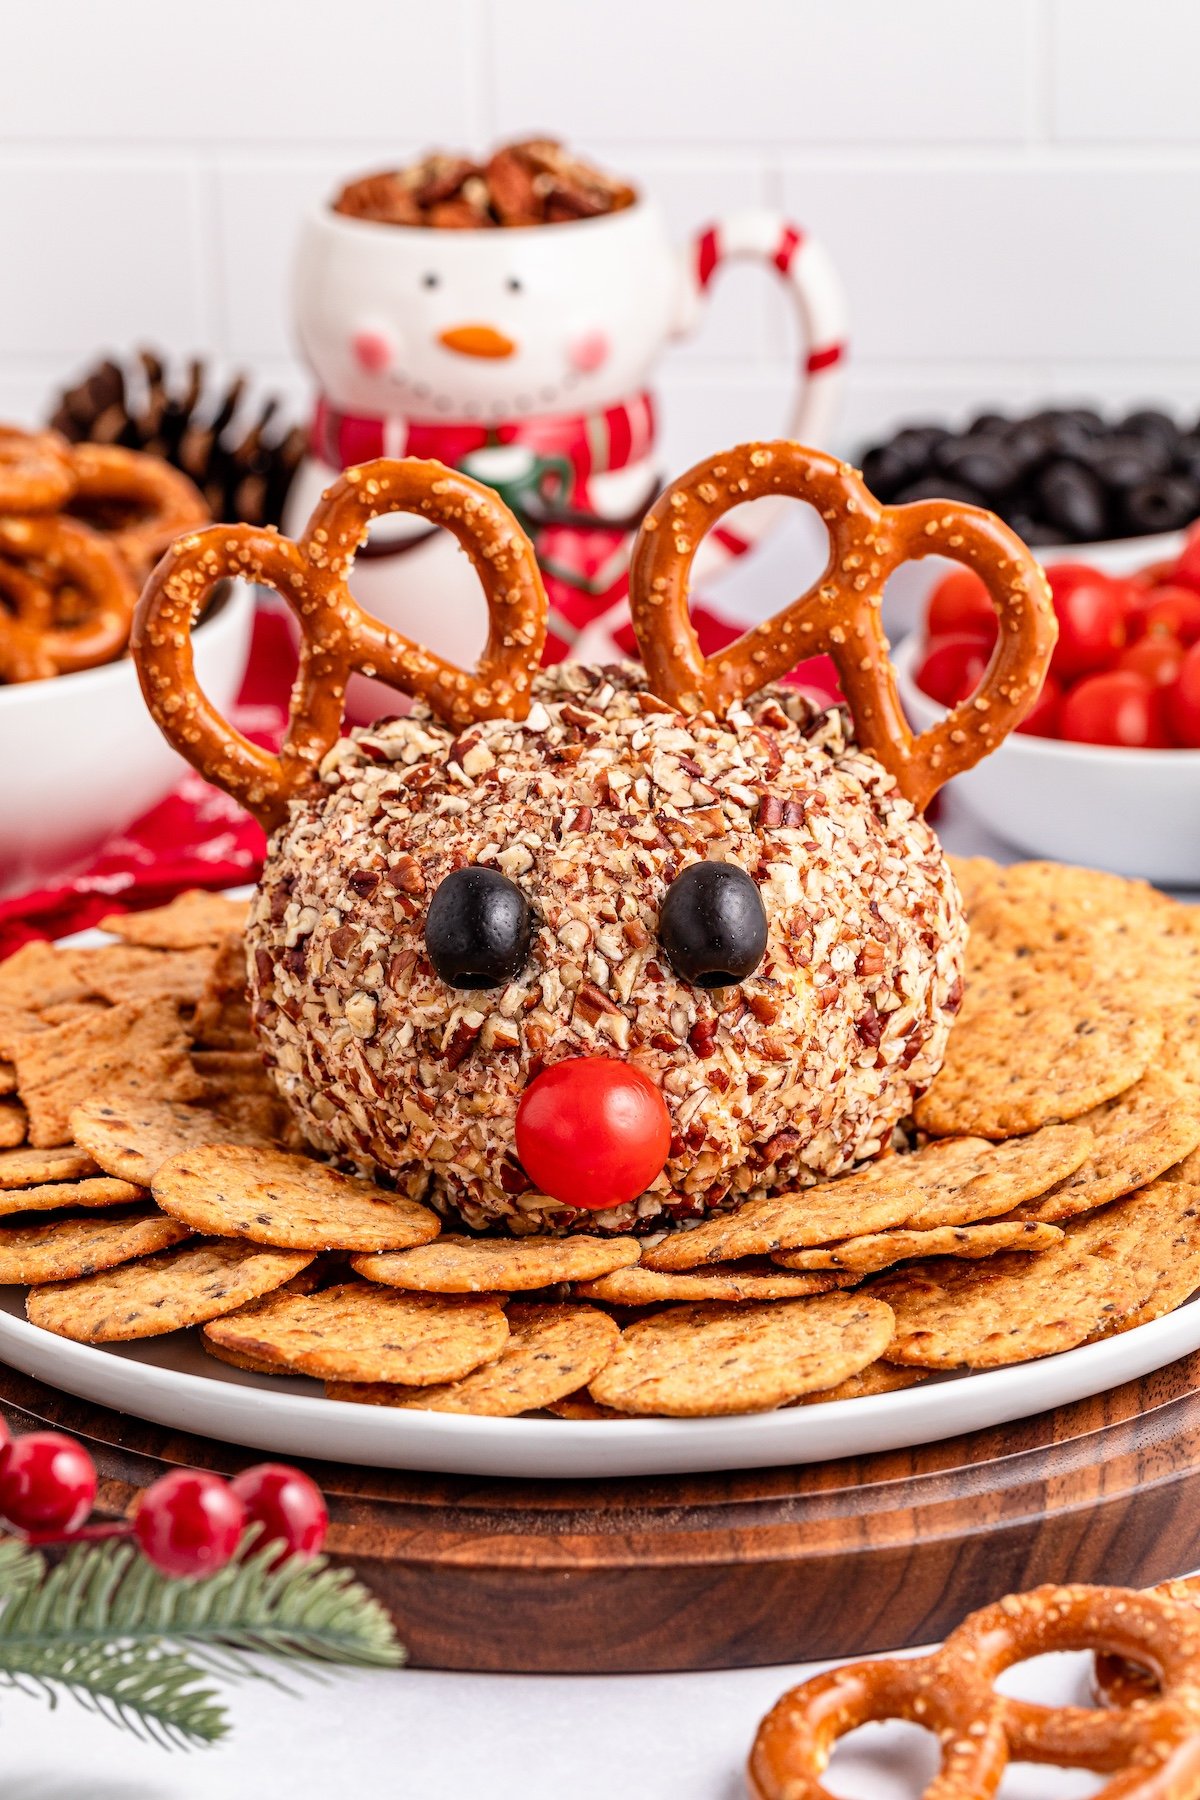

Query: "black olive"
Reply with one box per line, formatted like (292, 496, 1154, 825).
(659, 862, 767, 989)
(968, 410, 1010, 436)
(1120, 408, 1180, 448)
(424, 866, 532, 990)
(1122, 475, 1200, 535)
(1176, 437, 1200, 484)
(893, 476, 986, 508)
(1036, 460, 1108, 540)
(933, 436, 1021, 499)
(860, 444, 911, 501)
(1082, 434, 1173, 487)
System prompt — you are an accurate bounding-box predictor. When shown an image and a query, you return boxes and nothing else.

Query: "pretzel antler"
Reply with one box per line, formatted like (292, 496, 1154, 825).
(133, 459, 548, 833)
(629, 441, 1057, 811)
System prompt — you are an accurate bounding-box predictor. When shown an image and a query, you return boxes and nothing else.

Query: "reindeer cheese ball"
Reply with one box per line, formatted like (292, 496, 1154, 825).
(134, 443, 1056, 1236)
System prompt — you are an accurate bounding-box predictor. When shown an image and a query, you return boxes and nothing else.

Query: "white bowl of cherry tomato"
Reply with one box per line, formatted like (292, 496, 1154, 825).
(894, 521, 1200, 883)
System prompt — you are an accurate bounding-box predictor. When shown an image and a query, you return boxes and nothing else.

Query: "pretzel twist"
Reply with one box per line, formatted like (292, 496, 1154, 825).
(133, 459, 548, 833)
(0, 425, 74, 514)
(1096, 1578, 1200, 1711)
(629, 441, 1057, 812)
(0, 515, 138, 683)
(749, 1584, 1200, 1800)
(66, 442, 209, 582)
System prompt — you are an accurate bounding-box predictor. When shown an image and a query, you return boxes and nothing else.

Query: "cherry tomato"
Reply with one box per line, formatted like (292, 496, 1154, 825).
(1167, 640, 1200, 747)
(515, 1057, 672, 1211)
(1170, 521, 1200, 596)
(1014, 671, 1062, 738)
(1118, 635, 1184, 688)
(1047, 565, 1125, 679)
(913, 634, 990, 709)
(1135, 584, 1200, 646)
(925, 568, 995, 643)
(1059, 671, 1170, 748)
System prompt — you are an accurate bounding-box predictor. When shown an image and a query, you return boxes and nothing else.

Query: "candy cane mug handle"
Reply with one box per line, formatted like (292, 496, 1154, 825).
(679, 211, 848, 584)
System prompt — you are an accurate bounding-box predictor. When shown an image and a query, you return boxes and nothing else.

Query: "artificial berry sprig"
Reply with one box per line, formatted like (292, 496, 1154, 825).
(0, 1413, 328, 1574)
(0, 1415, 397, 1745)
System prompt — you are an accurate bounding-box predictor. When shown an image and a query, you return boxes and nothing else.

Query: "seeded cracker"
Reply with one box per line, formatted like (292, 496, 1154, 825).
(0, 1176, 146, 1218)
(73, 945, 218, 1009)
(773, 1219, 1063, 1276)
(204, 1283, 509, 1384)
(0, 940, 94, 1012)
(642, 1125, 1090, 1270)
(69, 1098, 274, 1186)
(587, 1293, 896, 1417)
(26, 1240, 314, 1342)
(0, 1211, 190, 1284)
(326, 1303, 619, 1415)
(352, 1233, 640, 1293)
(876, 1195, 1154, 1368)
(0, 1101, 28, 1148)
(576, 1262, 857, 1303)
(792, 1362, 929, 1404)
(1085, 1155, 1200, 1338)
(0, 1145, 97, 1188)
(201, 1267, 325, 1375)
(11, 999, 204, 1147)
(153, 1144, 442, 1253)
(98, 890, 250, 949)
(1014, 1070, 1200, 1224)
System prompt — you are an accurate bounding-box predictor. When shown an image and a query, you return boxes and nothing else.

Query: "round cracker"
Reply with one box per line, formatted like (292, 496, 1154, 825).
(773, 1220, 1063, 1276)
(0, 1210, 190, 1284)
(352, 1233, 640, 1293)
(26, 1240, 314, 1342)
(326, 1303, 619, 1416)
(575, 1263, 855, 1303)
(1016, 1070, 1200, 1223)
(153, 1144, 441, 1253)
(0, 1146, 98, 1189)
(0, 1177, 146, 1219)
(588, 1293, 896, 1417)
(70, 1097, 272, 1186)
(203, 1283, 508, 1385)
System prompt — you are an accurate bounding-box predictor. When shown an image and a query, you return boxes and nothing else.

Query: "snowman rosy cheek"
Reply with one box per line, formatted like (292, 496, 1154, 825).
(351, 329, 393, 374)
(567, 330, 610, 374)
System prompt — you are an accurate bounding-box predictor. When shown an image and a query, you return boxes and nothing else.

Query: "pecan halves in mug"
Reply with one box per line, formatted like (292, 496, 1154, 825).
(133, 458, 548, 833)
(0, 515, 138, 683)
(629, 440, 1057, 812)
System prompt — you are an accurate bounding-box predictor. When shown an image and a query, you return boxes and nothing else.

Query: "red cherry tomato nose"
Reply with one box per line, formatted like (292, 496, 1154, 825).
(515, 1057, 672, 1213)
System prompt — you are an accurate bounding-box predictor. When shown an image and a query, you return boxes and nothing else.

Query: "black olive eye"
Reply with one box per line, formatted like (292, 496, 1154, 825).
(659, 862, 767, 989)
(422, 271, 440, 289)
(425, 867, 532, 990)
(506, 275, 522, 292)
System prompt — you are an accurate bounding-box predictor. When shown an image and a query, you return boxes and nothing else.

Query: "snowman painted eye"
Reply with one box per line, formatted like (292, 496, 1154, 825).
(506, 276, 523, 293)
(422, 272, 440, 289)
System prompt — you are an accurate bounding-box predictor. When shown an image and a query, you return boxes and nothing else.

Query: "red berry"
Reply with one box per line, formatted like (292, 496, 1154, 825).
(1047, 565, 1125, 680)
(1014, 671, 1063, 738)
(1167, 641, 1200, 748)
(0, 1432, 96, 1535)
(134, 1470, 245, 1579)
(925, 568, 996, 643)
(1135, 585, 1200, 647)
(1059, 671, 1170, 748)
(1119, 635, 1184, 689)
(229, 1464, 327, 1563)
(515, 1057, 672, 1212)
(913, 634, 990, 708)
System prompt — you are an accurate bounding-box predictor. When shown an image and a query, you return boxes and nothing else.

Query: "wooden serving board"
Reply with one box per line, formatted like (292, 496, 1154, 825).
(2, 1353, 1199, 1673)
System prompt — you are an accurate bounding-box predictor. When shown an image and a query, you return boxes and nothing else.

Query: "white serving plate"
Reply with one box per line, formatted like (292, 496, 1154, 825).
(3, 904, 1193, 1480)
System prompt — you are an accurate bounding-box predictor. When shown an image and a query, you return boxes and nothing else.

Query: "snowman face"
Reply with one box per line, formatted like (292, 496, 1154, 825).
(294, 199, 685, 424)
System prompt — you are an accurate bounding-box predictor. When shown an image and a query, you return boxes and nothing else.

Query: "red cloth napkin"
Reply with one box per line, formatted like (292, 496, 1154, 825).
(0, 606, 291, 959)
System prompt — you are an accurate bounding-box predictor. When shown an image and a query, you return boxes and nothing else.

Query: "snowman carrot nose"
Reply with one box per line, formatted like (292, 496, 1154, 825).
(438, 323, 517, 360)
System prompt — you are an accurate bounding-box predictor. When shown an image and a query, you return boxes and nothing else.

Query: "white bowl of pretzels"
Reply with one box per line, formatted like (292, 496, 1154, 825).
(0, 425, 254, 896)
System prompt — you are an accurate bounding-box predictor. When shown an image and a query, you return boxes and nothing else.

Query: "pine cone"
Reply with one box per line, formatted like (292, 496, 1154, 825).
(48, 350, 306, 530)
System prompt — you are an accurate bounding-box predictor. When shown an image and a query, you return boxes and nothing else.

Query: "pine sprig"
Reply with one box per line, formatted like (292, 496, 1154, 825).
(0, 1535, 404, 1747)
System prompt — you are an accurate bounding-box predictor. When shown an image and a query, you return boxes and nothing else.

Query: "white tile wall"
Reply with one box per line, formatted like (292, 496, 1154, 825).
(2, 0, 1200, 470)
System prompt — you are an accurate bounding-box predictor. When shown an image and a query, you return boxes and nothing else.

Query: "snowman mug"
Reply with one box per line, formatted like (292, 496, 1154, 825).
(288, 189, 848, 704)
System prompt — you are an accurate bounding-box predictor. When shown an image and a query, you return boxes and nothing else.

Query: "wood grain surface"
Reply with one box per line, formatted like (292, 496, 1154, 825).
(2, 1355, 1198, 1672)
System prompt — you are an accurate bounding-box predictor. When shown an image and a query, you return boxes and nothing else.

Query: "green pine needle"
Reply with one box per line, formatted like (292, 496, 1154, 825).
(0, 1533, 404, 1748)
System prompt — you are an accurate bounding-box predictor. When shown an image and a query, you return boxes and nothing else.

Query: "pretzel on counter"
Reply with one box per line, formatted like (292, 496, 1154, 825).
(748, 1583, 1200, 1800)
(629, 441, 1057, 813)
(133, 458, 548, 833)
(0, 425, 74, 515)
(0, 515, 138, 683)
(1095, 1577, 1200, 1710)
(65, 442, 209, 583)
